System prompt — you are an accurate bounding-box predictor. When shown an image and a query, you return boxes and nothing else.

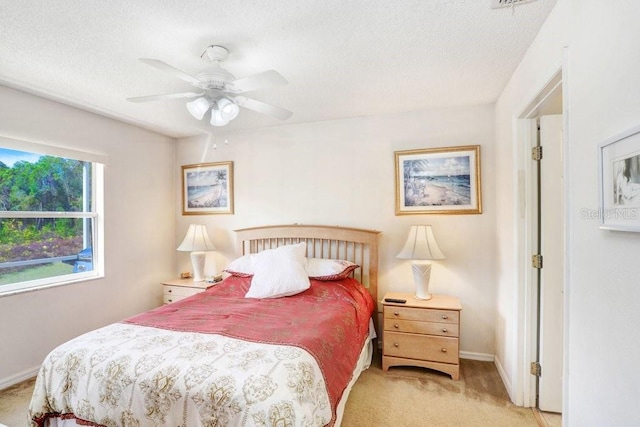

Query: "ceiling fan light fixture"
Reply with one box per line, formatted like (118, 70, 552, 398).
(130, 44, 291, 126)
(217, 97, 240, 121)
(210, 109, 229, 127)
(186, 97, 211, 120)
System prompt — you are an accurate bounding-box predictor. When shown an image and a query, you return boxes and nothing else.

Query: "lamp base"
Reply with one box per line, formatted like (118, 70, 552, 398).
(412, 260, 433, 300)
(190, 251, 206, 282)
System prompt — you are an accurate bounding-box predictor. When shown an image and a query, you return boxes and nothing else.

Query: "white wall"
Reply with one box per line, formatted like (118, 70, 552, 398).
(0, 85, 176, 387)
(496, 0, 640, 424)
(494, 0, 569, 404)
(176, 104, 497, 359)
(564, 1, 640, 425)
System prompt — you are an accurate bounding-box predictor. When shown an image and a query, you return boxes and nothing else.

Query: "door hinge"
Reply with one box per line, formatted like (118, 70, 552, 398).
(532, 146, 543, 161)
(532, 254, 543, 269)
(531, 361, 542, 377)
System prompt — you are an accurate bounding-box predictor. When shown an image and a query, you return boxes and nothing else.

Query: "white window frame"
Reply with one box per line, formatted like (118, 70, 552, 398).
(0, 136, 107, 297)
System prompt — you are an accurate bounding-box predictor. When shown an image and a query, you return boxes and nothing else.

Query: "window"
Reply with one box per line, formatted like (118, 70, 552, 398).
(0, 137, 106, 296)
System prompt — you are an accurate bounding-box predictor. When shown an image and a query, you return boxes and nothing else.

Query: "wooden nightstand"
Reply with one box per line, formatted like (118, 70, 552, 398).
(382, 292, 462, 380)
(161, 278, 215, 304)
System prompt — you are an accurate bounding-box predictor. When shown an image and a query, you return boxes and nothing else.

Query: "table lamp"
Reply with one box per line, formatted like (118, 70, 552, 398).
(396, 225, 445, 300)
(177, 224, 216, 281)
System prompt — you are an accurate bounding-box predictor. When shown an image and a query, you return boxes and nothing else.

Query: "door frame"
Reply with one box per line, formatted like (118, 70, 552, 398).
(513, 53, 569, 414)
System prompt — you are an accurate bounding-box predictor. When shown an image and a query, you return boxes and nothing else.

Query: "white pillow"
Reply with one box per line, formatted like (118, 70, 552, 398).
(307, 258, 359, 280)
(245, 243, 310, 298)
(226, 254, 359, 281)
(224, 254, 253, 277)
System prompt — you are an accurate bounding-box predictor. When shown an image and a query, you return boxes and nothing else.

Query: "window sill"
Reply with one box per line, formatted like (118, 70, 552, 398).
(0, 274, 105, 298)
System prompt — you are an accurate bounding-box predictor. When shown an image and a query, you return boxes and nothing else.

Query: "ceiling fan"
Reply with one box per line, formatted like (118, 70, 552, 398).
(127, 45, 292, 126)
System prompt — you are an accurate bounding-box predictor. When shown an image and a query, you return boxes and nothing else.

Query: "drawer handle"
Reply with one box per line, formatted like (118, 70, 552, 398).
(168, 299, 173, 303)
(441, 348, 447, 353)
(168, 289, 172, 293)
(394, 323, 400, 329)
(442, 328, 448, 333)
(394, 311, 400, 316)
(394, 343, 400, 348)
(441, 315, 448, 320)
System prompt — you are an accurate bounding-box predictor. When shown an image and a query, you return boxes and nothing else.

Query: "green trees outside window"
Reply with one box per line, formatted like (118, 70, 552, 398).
(0, 149, 93, 287)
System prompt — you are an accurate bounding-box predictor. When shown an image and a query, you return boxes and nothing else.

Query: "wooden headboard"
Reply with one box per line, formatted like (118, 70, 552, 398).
(235, 224, 381, 306)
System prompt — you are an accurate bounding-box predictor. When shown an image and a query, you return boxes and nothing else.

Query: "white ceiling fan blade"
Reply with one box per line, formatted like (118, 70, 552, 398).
(139, 58, 202, 86)
(127, 91, 205, 103)
(226, 70, 288, 93)
(233, 96, 292, 120)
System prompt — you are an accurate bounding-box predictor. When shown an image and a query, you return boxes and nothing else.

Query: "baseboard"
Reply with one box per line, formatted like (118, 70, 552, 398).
(0, 365, 40, 391)
(494, 356, 516, 403)
(460, 351, 494, 362)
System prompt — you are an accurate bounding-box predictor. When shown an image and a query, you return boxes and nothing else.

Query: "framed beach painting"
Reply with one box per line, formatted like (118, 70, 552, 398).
(182, 161, 234, 215)
(599, 125, 640, 231)
(395, 145, 482, 215)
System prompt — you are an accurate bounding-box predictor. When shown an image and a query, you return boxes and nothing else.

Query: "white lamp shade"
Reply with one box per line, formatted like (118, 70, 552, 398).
(177, 224, 216, 252)
(217, 97, 240, 121)
(210, 109, 230, 126)
(396, 225, 445, 260)
(186, 97, 211, 120)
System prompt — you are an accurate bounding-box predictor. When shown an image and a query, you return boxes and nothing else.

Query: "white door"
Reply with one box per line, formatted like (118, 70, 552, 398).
(538, 114, 564, 413)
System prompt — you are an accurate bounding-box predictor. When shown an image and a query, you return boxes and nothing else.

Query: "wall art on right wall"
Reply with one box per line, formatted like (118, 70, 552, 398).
(599, 125, 640, 231)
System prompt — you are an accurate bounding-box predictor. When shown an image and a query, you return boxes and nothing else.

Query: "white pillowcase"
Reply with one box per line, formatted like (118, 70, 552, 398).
(306, 258, 359, 280)
(245, 243, 310, 298)
(226, 253, 360, 281)
(224, 254, 254, 277)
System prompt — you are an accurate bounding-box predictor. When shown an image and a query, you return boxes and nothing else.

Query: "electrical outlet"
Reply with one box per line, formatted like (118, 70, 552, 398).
(491, 0, 537, 9)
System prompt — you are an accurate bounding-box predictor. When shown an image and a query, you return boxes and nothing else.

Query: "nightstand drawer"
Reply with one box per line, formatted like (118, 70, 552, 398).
(161, 278, 214, 305)
(163, 285, 202, 297)
(384, 319, 459, 337)
(163, 294, 189, 304)
(384, 306, 459, 324)
(384, 332, 458, 364)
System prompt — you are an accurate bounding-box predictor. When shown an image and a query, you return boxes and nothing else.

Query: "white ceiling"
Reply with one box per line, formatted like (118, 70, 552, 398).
(0, 0, 558, 139)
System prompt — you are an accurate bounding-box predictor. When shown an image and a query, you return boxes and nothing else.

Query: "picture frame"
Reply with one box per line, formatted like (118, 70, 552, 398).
(598, 125, 640, 231)
(395, 145, 482, 215)
(181, 161, 234, 215)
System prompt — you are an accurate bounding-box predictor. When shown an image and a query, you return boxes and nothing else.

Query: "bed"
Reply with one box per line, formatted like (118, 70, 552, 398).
(29, 224, 380, 427)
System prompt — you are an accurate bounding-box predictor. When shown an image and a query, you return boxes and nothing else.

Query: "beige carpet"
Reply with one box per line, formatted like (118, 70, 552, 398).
(0, 356, 537, 427)
(341, 355, 538, 426)
(0, 376, 34, 427)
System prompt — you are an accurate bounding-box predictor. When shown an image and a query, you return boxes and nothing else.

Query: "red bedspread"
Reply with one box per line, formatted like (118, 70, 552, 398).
(123, 275, 374, 424)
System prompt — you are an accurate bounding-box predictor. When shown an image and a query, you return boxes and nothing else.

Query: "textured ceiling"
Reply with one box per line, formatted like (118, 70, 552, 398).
(0, 0, 558, 138)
